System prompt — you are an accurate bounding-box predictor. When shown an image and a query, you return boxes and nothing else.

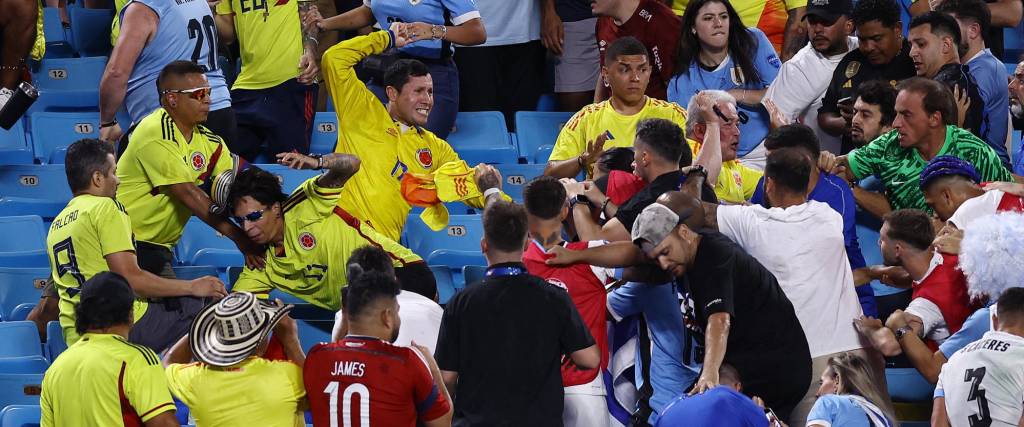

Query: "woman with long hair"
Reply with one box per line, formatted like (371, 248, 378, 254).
(807, 353, 895, 427)
(668, 0, 780, 166)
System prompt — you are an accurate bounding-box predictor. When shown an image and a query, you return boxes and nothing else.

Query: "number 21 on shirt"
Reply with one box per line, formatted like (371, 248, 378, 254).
(323, 381, 369, 427)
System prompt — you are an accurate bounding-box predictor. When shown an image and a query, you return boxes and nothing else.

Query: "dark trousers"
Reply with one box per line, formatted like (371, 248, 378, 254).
(132, 241, 209, 352)
(455, 41, 546, 129)
(232, 79, 318, 161)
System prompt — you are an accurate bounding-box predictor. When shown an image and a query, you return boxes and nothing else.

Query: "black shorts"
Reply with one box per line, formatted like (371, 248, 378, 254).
(129, 295, 210, 353)
(231, 79, 318, 160)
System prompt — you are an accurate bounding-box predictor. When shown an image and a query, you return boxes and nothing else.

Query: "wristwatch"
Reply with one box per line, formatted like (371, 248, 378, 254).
(570, 194, 592, 209)
(894, 326, 912, 342)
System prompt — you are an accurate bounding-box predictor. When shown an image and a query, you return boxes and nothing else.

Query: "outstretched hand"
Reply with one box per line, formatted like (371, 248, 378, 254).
(545, 245, 579, 266)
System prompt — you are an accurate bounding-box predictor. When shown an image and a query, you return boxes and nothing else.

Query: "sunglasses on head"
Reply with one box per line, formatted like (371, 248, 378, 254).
(712, 105, 750, 125)
(161, 86, 211, 100)
(231, 208, 266, 226)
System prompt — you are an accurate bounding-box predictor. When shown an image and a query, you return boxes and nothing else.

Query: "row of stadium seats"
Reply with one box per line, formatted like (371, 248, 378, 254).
(41, 5, 115, 59)
(1, 108, 572, 166)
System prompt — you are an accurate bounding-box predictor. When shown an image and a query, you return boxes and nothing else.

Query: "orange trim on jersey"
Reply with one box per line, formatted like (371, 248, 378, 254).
(332, 206, 409, 266)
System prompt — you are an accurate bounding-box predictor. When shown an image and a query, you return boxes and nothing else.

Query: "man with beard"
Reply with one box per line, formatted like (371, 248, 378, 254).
(765, 0, 858, 153)
(304, 272, 453, 426)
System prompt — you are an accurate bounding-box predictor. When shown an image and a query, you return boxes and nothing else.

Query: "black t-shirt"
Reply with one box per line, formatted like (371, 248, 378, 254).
(614, 171, 718, 232)
(681, 232, 810, 400)
(819, 41, 917, 150)
(435, 263, 595, 426)
(555, 0, 593, 22)
(934, 63, 984, 139)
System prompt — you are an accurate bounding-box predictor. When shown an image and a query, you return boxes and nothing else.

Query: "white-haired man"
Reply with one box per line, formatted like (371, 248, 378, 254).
(686, 90, 764, 204)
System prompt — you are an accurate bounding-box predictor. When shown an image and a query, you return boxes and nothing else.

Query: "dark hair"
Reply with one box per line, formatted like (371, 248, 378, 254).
(75, 271, 135, 334)
(383, 59, 430, 93)
(344, 271, 401, 321)
(156, 60, 205, 95)
(634, 119, 685, 165)
(909, 11, 963, 48)
(347, 245, 396, 281)
(227, 167, 288, 214)
(597, 147, 635, 174)
(523, 175, 567, 220)
(883, 209, 935, 251)
(719, 363, 742, 387)
(935, 0, 991, 44)
(765, 148, 812, 194)
(856, 80, 898, 126)
(763, 123, 821, 159)
(676, 0, 762, 85)
(897, 77, 958, 125)
(483, 200, 528, 252)
(851, 0, 902, 28)
(996, 287, 1024, 326)
(65, 138, 115, 193)
(605, 36, 648, 64)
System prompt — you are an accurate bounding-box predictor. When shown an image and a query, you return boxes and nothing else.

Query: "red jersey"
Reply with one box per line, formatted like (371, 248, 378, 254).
(949, 187, 1024, 230)
(596, 0, 681, 100)
(912, 254, 979, 349)
(304, 337, 449, 427)
(522, 240, 615, 386)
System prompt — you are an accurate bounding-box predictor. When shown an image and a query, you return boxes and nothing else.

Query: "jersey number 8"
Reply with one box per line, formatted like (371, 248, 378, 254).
(324, 381, 369, 427)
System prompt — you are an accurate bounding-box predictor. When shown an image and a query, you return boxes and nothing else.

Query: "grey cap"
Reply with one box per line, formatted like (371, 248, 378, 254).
(631, 203, 680, 253)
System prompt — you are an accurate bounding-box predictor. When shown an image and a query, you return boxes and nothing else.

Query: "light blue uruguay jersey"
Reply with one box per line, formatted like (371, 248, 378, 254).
(365, 0, 480, 59)
(667, 28, 781, 157)
(122, 0, 231, 123)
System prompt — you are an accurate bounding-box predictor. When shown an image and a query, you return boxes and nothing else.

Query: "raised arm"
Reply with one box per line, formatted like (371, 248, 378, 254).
(314, 4, 375, 32)
(276, 152, 361, 189)
(545, 241, 646, 268)
(164, 182, 265, 269)
(99, 3, 157, 143)
(781, 6, 807, 62)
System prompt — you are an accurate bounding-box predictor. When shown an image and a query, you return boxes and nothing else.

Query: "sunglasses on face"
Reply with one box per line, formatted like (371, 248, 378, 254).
(231, 209, 266, 226)
(161, 86, 211, 100)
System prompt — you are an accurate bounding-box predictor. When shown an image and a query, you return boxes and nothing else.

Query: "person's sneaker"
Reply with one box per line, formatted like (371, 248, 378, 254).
(0, 87, 13, 112)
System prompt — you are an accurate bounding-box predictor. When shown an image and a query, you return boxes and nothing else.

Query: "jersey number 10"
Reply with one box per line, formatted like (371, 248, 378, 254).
(324, 381, 369, 427)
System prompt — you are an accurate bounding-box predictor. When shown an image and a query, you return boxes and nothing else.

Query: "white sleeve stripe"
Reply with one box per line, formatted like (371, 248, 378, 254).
(906, 297, 946, 338)
(451, 11, 481, 25)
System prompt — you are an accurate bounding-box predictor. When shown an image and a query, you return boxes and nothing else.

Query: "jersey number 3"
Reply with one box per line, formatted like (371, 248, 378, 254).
(964, 367, 992, 427)
(324, 381, 369, 427)
(187, 16, 219, 73)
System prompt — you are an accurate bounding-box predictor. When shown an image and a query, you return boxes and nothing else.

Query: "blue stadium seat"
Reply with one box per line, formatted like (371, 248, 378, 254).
(0, 217, 48, 268)
(462, 265, 486, 287)
(69, 7, 114, 57)
(446, 111, 518, 165)
(0, 357, 49, 375)
(0, 269, 47, 323)
(309, 113, 337, 154)
(0, 404, 41, 427)
(251, 164, 321, 195)
(175, 218, 242, 268)
(29, 111, 100, 164)
(0, 322, 43, 359)
(430, 265, 457, 304)
(514, 111, 573, 163)
(45, 321, 66, 362)
(403, 214, 485, 267)
(1005, 25, 1024, 62)
(42, 8, 74, 59)
(534, 145, 554, 165)
(493, 163, 545, 202)
(32, 57, 107, 111)
(295, 318, 332, 352)
(0, 374, 43, 409)
(886, 368, 934, 402)
(0, 120, 34, 165)
(0, 165, 72, 220)
(535, 93, 558, 112)
(7, 304, 34, 322)
(171, 265, 220, 281)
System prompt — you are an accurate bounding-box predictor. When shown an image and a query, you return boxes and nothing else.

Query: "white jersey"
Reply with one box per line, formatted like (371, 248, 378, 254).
(936, 330, 1024, 427)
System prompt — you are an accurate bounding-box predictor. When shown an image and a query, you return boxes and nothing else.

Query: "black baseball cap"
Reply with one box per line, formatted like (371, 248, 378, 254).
(79, 271, 136, 313)
(804, 0, 852, 23)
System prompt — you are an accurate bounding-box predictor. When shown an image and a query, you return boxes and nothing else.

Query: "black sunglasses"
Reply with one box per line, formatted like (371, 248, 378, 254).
(231, 209, 266, 226)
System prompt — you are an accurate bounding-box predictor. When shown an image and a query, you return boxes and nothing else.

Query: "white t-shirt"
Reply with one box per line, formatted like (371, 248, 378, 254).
(716, 200, 864, 357)
(763, 37, 859, 154)
(948, 190, 1008, 230)
(472, 0, 541, 46)
(332, 291, 444, 354)
(936, 330, 1024, 427)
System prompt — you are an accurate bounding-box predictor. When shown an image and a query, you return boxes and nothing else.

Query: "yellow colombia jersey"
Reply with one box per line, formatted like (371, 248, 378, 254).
(166, 357, 306, 427)
(41, 333, 175, 427)
(46, 195, 149, 346)
(550, 97, 687, 176)
(669, 0, 805, 53)
(216, 0, 303, 90)
(109, 0, 129, 46)
(688, 140, 763, 204)
(117, 108, 233, 248)
(233, 177, 422, 311)
(324, 30, 464, 242)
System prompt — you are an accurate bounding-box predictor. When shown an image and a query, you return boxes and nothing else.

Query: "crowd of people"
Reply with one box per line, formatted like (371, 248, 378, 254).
(3, 0, 1024, 425)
